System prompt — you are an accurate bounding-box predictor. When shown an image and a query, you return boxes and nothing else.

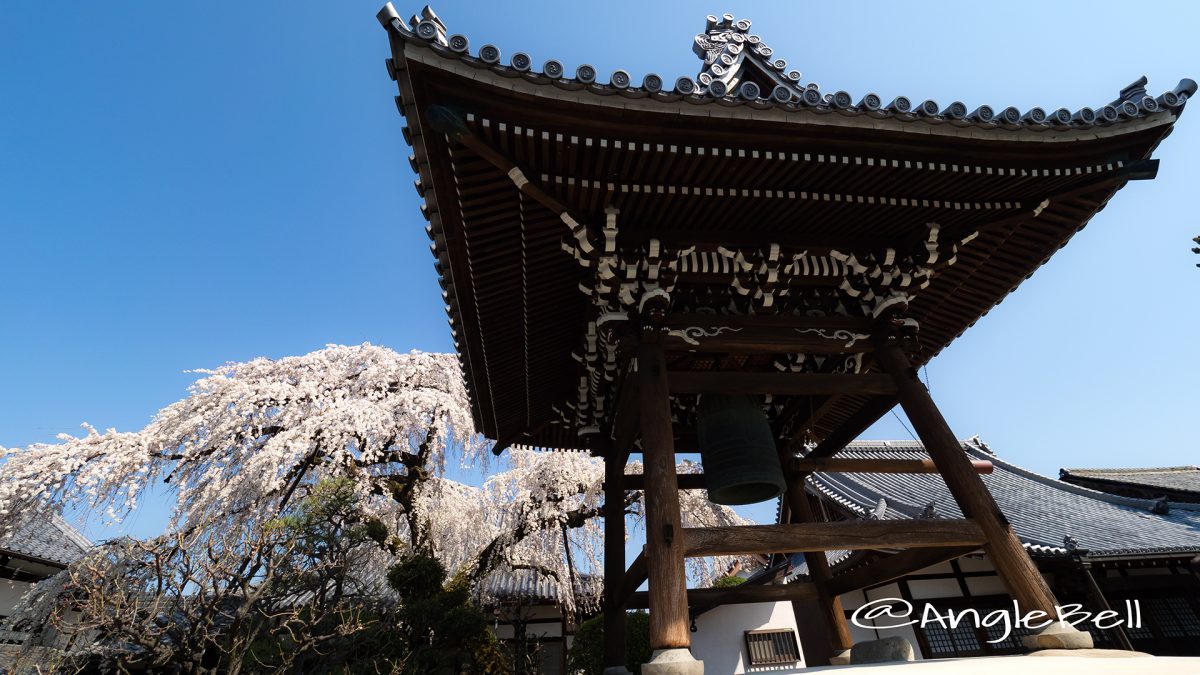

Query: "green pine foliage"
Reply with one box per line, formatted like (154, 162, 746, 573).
(245, 480, 512, 674)
(566, 611, 652, 674)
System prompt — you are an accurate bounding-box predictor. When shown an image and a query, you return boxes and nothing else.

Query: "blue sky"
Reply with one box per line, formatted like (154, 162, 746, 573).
(2, 1, 1198, 538)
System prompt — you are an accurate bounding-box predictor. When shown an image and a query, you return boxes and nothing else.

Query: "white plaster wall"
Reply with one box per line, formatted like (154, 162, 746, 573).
(691, 601, 806, 674)
(965, 575, 1008, 597)
(956, 555, 995, 573)
(860, 582, 924, 660)
(490, 619, 564, 640)
(907, 578, 963, 600)
(840, 588, 884, 645)
(0, 579, 34, 617)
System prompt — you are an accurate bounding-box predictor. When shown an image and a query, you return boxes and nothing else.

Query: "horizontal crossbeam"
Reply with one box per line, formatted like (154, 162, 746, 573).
(682, 519, 986, 558)
(791, 458, 993, 475)
(664, 325, 875, 354)
(826, 546, 980, 596)
(614, 459, 991, 491)
(666, 372, 897, 396)
(615, 473, 706, 491)
(626, 580, 817, 609)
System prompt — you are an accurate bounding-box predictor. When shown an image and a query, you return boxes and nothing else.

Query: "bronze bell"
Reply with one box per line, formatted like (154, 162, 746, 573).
(695, 393, 786, 505)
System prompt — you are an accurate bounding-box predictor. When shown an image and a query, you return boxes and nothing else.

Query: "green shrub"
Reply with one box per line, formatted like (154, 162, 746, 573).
(566, 611, 651, 674)
(711, 575, 746, 588)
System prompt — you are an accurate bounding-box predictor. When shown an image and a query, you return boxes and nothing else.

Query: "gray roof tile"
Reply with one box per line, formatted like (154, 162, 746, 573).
(798, 438, 1200, 558)
(0, 513, 91, 567)
(1060, 466, 1200, 499)
(379, 6, 1195, 132)
(482, 568, 601, 606)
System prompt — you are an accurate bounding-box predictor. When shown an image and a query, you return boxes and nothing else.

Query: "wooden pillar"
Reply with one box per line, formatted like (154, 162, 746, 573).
(874, 338, 1061, 617)
(1080, 560, 1134, 650)
(603, 454, 628, 668)
(785, 475, 854, 660)
(637, 341, 692, 650)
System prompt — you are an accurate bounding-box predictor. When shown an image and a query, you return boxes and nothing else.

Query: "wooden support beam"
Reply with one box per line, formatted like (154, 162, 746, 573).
(791, 457, 994, 475)
(425, 105, 584, 225)
(781, 472, 853, 657)
(618, 550, 648, 609)
(777, 392, 851, 455)
(602, 455, 628, 669)
(667, 372, 897, 396)
(626, 581, 818, 610)
(938, 159, 1160, 245)
(682, 519, 986, 558)
(666, 314, 875, 331)
(826, 546, 981, 596)
(664, 326, 875, 354)
(618, 473, 707, 491)
(662, 315, 876, 355)
(618, 460, 990, 491)
(610, 368, 641, 465)
(621, 232, 903, 254)
(1080, 560, 1135, 651)
(875, 338, 1064, 620)
(807, 396, 898, 459)
(638, 342, 692, 650)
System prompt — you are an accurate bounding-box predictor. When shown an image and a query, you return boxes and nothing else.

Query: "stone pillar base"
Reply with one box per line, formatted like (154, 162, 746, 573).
(1021, 621, 1095, 651)
(829, 648, 852, 666)
(850, 636, 915, 664)
(640, 648, 704, 675)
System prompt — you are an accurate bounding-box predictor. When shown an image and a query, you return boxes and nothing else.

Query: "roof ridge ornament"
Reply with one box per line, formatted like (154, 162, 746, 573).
(381, 4, 1192, 124)
(693, 13, 804, 101)
(410, 5, 447, 46)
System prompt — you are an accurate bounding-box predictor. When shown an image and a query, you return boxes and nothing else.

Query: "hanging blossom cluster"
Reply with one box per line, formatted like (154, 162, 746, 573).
(0, 344, 757, 617)
(475, 448, 609, 611)
(0, 345, 482, 540)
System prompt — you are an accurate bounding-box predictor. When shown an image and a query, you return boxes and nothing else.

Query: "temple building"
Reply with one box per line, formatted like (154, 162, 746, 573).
(377, 4, 1192, 671)
(782, 438, 1200, 661)
(0, 514, 91, 650)
(483, 569, 600, 675)
(1060, 466, 1200, 504)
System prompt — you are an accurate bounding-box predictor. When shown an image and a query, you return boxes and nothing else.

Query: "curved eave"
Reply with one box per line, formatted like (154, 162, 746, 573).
(379, 7, 1190, 448)
(380, 7, 1188, 143)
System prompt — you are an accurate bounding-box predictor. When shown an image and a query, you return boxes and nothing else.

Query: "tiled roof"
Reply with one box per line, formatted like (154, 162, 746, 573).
(1059, 466, 1200, 500)
(482, 568, 601, 606)
(0, 513, 91, 567)
(379, 5, 1194, 133)
(786, 550, 857, 580)
(799, 438, 1200, 559)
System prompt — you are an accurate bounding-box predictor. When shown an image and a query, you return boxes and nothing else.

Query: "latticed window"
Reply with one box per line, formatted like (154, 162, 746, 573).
(911, 598, 1032, 659)
(744, 628, 801, 666)
(922, 620, 982, 657)
(982, 617, 1036, 651)
(1112, 589, 1200, 655)
(1125, 619, 1154, 641)
(1145, 597, 1200, 639)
